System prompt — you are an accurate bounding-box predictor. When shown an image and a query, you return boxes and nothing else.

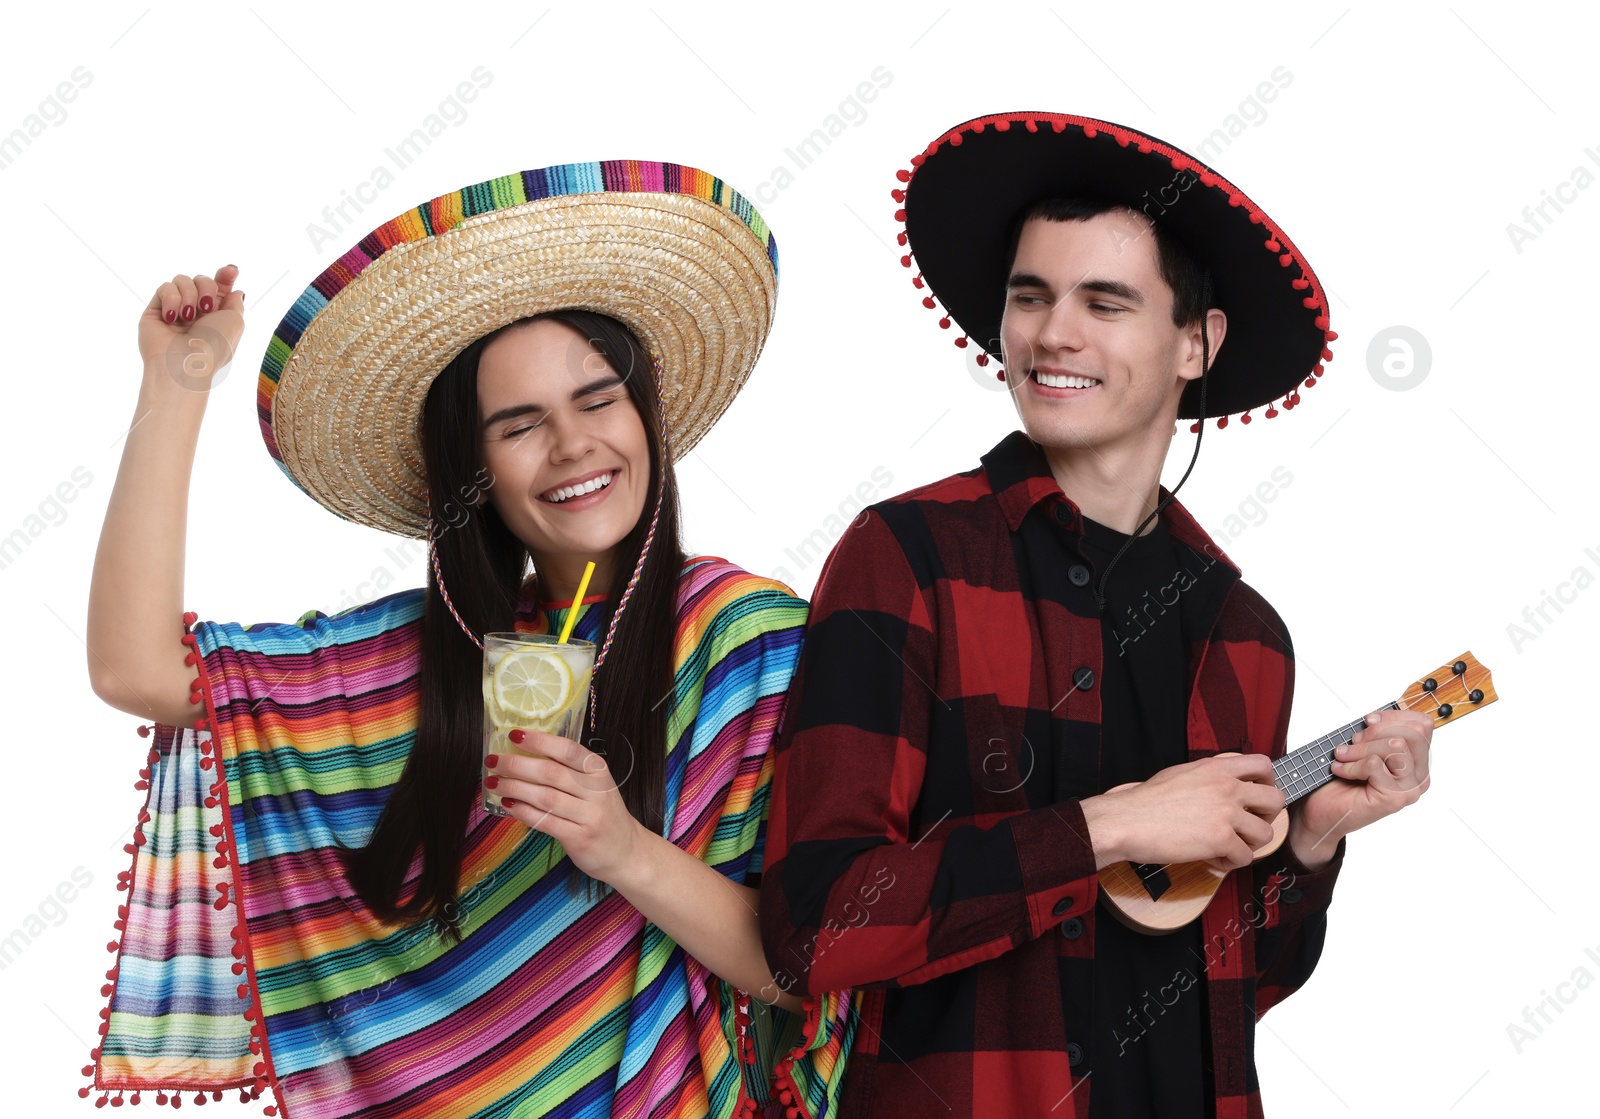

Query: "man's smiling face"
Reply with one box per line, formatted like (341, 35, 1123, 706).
(999, 208, 1210, 455)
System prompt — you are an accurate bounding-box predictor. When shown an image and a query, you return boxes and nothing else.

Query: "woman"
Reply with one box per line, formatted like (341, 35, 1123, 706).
(82, 162, 855, 1118)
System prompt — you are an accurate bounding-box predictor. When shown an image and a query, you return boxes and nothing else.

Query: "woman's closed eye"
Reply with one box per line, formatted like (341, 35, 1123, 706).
(503, 395, 622, 438)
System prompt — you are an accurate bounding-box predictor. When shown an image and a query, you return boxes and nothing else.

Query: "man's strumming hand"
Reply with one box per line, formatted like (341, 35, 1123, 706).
(1079, 753, 1286, 873)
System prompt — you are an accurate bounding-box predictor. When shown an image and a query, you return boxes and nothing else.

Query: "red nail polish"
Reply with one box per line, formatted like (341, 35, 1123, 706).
(508, 729, 526, 745)
(200, 296, 212, 313)
(164, 310, 176, 324)
(485, 776, 499, 789)
(182, 305, 194, 321)
(484, 754, 499, 768)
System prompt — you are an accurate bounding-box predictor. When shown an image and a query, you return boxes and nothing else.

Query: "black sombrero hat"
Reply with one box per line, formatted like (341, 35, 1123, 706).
(894, 112, 1336, 426)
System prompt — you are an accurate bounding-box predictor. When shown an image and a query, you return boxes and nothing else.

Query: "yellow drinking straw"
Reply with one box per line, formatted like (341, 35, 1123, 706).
(557, 561, 596, 644)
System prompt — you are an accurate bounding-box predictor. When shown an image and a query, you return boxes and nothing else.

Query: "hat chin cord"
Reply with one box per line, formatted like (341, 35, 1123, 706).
(1091, 273, 1213, 612)
(429, 509, 485, 649)
(581, 356, 669, 734)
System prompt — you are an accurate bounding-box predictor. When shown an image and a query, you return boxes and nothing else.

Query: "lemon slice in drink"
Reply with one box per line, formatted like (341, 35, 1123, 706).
(492, 647, 575, 723)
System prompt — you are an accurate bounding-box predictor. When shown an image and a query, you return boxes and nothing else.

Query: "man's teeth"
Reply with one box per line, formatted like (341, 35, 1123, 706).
(1034, 371, 1100, 389)
(543, 472, 614, 503)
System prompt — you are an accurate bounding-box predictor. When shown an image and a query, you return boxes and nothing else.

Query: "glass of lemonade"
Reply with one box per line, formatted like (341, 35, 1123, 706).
(482, 633, 597, 816)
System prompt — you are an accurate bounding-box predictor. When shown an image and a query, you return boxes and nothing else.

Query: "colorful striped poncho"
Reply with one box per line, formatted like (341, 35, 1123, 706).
(85, 556, 858, 1117)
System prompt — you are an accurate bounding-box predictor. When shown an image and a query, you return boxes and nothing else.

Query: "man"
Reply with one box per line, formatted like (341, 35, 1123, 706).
(758, 112, 1433, 1118)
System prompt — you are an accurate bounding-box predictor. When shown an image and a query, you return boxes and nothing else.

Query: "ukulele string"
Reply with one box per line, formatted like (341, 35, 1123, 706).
(1133, 678, 1464, 883)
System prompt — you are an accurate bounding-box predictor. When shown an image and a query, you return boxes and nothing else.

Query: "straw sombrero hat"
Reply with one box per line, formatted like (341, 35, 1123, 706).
(258, 160, 778, 538)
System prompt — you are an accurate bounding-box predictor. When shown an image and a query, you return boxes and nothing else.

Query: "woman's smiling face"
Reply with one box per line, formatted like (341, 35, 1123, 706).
(476, 318, 651, 572)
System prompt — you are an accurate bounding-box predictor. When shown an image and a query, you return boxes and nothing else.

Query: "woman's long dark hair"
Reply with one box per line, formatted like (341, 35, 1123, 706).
(343, 310, 684, 940)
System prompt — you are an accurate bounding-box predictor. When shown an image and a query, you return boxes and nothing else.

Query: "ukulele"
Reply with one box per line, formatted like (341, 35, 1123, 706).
(1099, 651, 1497, 934)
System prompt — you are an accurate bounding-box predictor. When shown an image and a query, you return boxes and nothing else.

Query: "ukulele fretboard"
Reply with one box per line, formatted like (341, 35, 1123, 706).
(1272, 701, 1403, 805)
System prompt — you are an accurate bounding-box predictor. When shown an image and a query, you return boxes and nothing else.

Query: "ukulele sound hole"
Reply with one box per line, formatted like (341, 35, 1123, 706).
(1128, 862, 1172, 900)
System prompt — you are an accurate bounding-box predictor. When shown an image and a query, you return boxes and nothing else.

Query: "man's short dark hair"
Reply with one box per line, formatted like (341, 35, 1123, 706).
(1004, 196, 1209, 328)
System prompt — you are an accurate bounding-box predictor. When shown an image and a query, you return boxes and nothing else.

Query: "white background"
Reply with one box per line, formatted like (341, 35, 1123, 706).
(1, 2, 1591, 1114)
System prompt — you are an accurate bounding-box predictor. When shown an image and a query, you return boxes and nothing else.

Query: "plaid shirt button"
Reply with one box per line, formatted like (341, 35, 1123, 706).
(1280, 888, 1303, 904)
(1060, 917, 1084, 939)
(1052, 896, 1075, 916)
(1068, 563, 1090, 586)
(1053, 504, 1073, 525)
(1074, 667, 1095, 690)
(1066, 1042, 1086, 1068)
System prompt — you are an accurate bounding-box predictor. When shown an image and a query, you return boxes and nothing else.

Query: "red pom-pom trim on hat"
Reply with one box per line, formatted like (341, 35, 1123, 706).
(896, 111, 1334, 430)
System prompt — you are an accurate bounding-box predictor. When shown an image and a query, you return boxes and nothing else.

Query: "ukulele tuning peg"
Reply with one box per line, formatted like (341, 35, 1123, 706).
(1469, 689, 1484, 703)
(1437, 702, 1454, 718)
(1422, 678, 1438, 691)
(1452, 660, 1467, 674)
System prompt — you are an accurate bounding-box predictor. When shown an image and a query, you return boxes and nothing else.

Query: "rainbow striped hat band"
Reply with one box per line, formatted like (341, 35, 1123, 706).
(258, 160, 779, 538)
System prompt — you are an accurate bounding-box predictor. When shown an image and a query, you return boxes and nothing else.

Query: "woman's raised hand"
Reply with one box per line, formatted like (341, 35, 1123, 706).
(138, 264, 245, 389)
(89, 264, 248, 726)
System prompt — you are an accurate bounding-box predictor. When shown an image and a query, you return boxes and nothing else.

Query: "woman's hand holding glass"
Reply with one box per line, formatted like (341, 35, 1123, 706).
(486, 729, 642, 885)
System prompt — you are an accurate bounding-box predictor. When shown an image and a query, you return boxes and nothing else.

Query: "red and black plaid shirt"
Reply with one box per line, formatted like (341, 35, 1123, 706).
(760, 431, 1345, 1119)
